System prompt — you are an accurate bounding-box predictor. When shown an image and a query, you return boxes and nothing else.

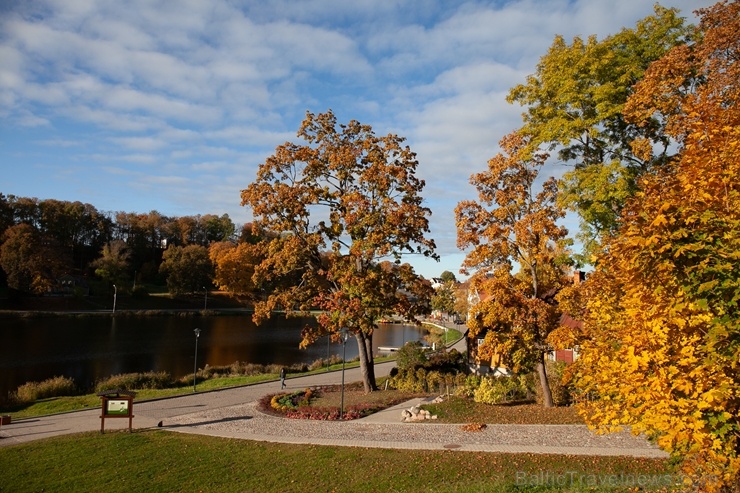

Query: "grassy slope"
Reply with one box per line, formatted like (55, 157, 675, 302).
(0, 431, 679, 493)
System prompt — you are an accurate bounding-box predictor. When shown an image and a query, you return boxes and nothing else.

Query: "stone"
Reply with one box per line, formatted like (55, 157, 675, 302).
(400, 405, 437, 422)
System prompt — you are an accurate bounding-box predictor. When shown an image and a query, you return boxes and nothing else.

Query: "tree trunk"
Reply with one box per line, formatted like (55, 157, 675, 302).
(536, 351, 554, 407)
(356, 332, 378, 392)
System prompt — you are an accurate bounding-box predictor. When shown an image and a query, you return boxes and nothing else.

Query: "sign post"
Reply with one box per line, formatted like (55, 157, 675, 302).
(98, 389, 136, 433)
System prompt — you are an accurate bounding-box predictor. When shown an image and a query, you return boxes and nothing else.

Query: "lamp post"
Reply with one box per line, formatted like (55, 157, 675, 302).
(112, 284, 117, 314)
(193, 328, 201, 392)
(203, 287, 208, 311)
(339, 328, 349, 419)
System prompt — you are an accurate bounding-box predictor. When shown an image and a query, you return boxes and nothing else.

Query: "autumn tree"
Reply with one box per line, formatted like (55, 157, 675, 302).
(0, 223, 70, 295)
(573, 2, 740, 491)
(7, 195, 41, 228)
(453, 284, 470, 323)
(159, 244, 213, 296)
(456, 131, 571, 407)
(209, 223, 284, 299)
(507, 5, 692, 260)
(431, 282, 456, 318)
(201, 214, 236, 243)
(241, 109, 437, 393)
(0, 196, 112, 271)
(0, 193, 13, 234)
(37, 199, 112, 269)
(91, 240, 131, 289)
(209, 241, 266, 299)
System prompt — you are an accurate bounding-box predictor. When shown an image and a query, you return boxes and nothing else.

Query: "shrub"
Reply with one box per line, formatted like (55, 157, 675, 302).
(308, 355, 343, 371)
(95, 371, 173, 393)
(396, 341, 428, 372)
(390, 344, 469, 393)
(454, 374, 481, 398)
(235, 362, 270, 376)
(425, 349, 467, 373)
(199, 364, 227, 378)
(423, 370, 459, 395)
(13, 376, 77, 403)
(473, 375, 528, 404)
(389, 368, 423, 392)
(206, 361, 283, 377)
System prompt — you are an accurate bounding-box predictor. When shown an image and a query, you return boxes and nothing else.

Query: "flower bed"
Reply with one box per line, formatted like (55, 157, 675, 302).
(284, 403, 380, 420)
(260, 386, 386, 421)
(269, 388, 315, 412)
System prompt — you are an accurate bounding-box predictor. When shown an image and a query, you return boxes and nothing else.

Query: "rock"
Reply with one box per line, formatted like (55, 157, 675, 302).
(401, 405, 437, 422)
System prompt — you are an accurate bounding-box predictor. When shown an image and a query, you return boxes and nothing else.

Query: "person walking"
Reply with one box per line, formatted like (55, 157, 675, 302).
(280, 367, 286, 389)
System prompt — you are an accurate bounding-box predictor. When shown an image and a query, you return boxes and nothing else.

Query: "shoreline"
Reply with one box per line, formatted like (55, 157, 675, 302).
(0, 308, 254, 319)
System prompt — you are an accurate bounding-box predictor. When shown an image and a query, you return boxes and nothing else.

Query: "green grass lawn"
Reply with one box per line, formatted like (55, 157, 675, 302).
(0, 430, 681, 493)
(423, 396, 584, 424)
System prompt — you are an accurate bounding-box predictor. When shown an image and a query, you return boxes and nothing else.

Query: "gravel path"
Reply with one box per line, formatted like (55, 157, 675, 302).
(163, 401, 667, 458)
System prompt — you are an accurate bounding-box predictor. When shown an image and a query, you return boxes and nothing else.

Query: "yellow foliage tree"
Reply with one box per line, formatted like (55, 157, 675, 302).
(573, 2, 740, 491)
(209, 240, 261, 298)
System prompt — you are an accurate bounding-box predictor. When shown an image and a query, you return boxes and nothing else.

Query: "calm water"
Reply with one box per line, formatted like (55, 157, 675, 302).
(0, 315, 426, 398)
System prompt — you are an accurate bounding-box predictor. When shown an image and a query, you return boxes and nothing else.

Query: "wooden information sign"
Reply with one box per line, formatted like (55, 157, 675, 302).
(97, 389, 136, 433)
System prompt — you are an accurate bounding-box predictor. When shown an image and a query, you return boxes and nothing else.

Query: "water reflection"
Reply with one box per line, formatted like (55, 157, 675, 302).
(0, 316, 426, 397)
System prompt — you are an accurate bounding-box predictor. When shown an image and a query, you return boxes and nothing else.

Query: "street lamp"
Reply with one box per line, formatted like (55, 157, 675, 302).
(339, 328, 349, 419)
(193, 328, 201, 392)
(112, 284, 117, 314)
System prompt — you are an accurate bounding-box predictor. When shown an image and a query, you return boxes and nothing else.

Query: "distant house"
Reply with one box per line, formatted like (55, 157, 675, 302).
(430, 278, 445, 290)
(467, 271, 585, 375)
(49, 274, 90, 297)
(551, 312, 582, 364)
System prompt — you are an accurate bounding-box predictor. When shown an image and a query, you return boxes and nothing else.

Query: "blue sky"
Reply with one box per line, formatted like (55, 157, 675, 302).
(0, 0, 713, 280)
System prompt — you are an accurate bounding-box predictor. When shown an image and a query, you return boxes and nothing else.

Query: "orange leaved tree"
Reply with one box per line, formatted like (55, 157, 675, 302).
(456, 131, 571, 407)
(241, 110, 437, 392)
(573, 2, 740, 491)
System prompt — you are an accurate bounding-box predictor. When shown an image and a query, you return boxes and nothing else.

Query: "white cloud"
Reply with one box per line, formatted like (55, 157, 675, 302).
(15, 111, 50, 127)
(37, 138, 83, 148)
(0, 0, 718, 278)
(110, 136, 167, 152)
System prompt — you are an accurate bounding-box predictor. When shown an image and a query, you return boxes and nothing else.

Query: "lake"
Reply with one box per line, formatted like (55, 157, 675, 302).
(0, 314, 426, 399)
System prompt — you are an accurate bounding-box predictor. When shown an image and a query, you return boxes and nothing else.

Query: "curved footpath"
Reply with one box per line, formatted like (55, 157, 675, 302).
(0, 341, 666, 458)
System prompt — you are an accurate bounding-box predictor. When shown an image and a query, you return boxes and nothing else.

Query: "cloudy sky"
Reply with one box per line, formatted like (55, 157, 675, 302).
(0, 0, 713, 279)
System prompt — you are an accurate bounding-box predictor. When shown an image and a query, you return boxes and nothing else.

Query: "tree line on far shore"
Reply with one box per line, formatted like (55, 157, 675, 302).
(0, 194, 247, 298)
